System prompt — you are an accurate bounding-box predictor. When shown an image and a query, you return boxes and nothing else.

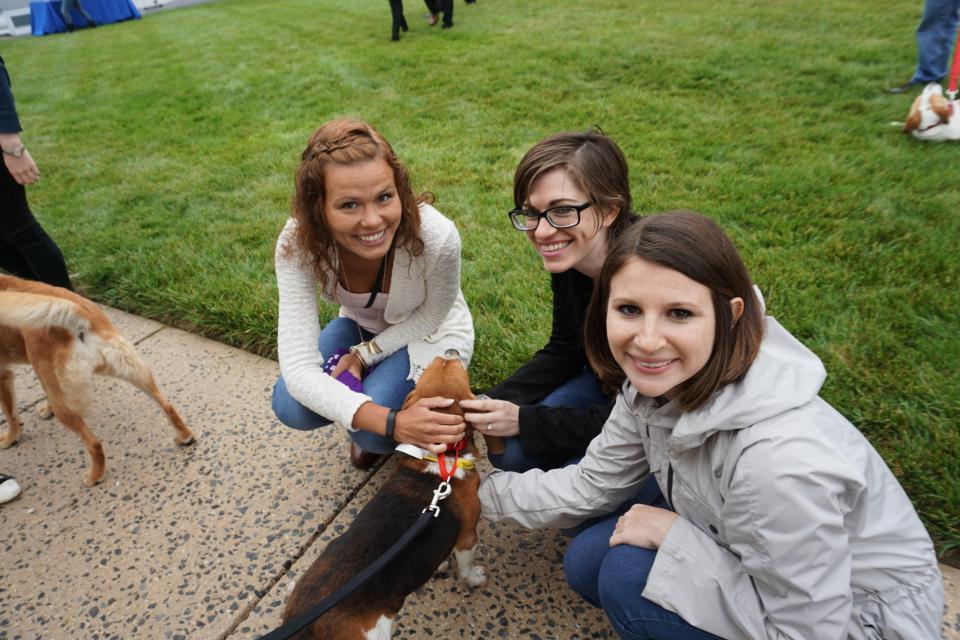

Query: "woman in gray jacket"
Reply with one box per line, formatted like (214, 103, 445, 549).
(479, 211, 943, 639)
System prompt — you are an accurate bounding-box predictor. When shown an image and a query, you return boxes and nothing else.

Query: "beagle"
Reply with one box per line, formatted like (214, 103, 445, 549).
(282, 352, 493, 639)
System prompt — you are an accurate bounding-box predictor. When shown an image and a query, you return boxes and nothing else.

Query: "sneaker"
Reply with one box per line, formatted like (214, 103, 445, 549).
(0, 474, 22, 504)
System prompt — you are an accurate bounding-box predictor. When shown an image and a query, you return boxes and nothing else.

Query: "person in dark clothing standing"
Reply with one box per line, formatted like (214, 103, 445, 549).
(60, 0, 97, 32)
(0, 55, 73, 291)
(461, 129, 638, 471)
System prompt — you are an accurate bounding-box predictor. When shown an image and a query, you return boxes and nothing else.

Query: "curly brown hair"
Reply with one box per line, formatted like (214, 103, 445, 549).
(286, 118, 426, 290)
(584, 211, 765, 411)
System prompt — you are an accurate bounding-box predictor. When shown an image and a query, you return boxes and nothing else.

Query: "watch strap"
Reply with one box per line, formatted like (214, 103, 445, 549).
(2, 143, 25, 157)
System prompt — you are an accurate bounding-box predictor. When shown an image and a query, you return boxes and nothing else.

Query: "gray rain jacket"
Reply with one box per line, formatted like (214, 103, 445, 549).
(479, 316, 943, 639)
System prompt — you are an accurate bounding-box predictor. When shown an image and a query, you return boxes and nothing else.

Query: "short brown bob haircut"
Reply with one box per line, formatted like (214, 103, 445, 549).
(287, 118, 425, 291)
(585, 210, 765, 411)
(513, 127, 636, 239)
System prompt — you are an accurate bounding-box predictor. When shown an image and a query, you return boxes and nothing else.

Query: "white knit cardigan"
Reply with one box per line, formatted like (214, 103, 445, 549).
(275, 204, 475, 429)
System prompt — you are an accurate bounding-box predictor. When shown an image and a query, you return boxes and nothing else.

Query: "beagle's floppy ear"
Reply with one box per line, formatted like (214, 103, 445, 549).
(930, 91, 952, 122)
(482, 434, 506, 456)
(401, 386, 424, 411)
(904, 94, 924, 133)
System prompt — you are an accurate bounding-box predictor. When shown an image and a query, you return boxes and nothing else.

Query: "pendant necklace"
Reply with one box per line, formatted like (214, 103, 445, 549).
(337, 242, 394, 345)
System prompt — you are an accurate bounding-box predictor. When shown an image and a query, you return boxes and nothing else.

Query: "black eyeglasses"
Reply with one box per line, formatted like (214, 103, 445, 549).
(508, 202, 594, 231)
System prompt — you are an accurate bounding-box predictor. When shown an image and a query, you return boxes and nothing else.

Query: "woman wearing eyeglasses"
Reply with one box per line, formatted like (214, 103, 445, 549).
(461, 129, 639, 471)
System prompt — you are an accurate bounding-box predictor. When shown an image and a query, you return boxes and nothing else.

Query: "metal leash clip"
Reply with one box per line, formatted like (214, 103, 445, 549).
(423, 481, 452, 517)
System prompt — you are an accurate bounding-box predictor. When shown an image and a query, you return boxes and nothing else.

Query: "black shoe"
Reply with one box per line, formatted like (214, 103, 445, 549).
(65, 24, 75, 33)
(391, 32, 400, 41)
(887, 80, 921, 94)
(88, 20, 97, 28)
(442, 22, 453, 29)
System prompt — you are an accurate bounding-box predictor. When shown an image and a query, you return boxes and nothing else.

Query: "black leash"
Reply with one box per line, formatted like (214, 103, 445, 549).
(257, 481, 451, 640)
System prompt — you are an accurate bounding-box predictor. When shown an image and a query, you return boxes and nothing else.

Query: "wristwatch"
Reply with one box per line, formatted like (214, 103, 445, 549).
(2, 143, 25, 158)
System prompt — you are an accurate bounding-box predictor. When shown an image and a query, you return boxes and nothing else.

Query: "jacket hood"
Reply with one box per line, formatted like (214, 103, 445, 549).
(626, 316, 827, 453)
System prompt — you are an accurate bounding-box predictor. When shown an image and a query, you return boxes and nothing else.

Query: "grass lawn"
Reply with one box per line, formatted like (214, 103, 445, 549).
(3, 0, 957, 559)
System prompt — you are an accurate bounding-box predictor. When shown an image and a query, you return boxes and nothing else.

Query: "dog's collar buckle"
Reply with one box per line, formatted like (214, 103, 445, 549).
(423, 481, 452, 518)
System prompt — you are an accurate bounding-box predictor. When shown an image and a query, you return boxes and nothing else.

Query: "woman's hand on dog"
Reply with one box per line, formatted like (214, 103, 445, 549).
(396, 397, 466, 453)
(460, 398, 520, 437)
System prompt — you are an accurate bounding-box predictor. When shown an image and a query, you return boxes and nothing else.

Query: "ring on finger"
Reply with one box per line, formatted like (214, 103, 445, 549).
(486, 423, 493, 432)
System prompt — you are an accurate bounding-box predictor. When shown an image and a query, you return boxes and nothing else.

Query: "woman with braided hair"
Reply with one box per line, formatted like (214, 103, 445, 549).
(272, 118, 474, 468)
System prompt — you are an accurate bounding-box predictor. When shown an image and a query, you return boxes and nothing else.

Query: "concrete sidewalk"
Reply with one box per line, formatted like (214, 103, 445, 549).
(1, 307, 957, 639)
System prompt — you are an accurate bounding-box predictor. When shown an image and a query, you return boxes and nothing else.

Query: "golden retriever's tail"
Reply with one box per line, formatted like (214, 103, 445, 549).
(0, 291, 90, 335)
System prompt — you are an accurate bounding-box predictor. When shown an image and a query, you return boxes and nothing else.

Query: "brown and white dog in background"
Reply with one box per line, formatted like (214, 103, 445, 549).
(282, 351, 500, 640)
(903, 83, 960, 141)
(0, 274, 195, 486)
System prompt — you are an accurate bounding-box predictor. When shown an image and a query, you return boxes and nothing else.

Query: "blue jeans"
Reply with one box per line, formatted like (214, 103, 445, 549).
(912, 0, 960, 82)
(488, 368, 606, 472)
(271, 317, 415, 455)
(563, 478, 722, 640)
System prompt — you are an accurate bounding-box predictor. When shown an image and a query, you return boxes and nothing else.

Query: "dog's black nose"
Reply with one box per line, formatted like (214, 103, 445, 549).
(443, 349, 460, 360)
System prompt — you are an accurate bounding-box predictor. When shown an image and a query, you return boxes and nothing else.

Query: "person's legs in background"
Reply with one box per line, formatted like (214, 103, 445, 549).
(388, 0, 407, 41)
(0, 164, 73, 290)
(488, 368, 607, 473)
(74, 0, 96, 26)
(60, 0, 77, 30)
(60, 0, 96, 30)
(423, 0, 439, 25)
(913, 0, 960, 83)
(440, 0, 453, 28)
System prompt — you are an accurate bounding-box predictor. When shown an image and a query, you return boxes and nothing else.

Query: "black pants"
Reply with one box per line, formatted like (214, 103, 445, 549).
(0, 162, 72, 290)
(425, 0, 453, 26)
(388, 0, 408, 39)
